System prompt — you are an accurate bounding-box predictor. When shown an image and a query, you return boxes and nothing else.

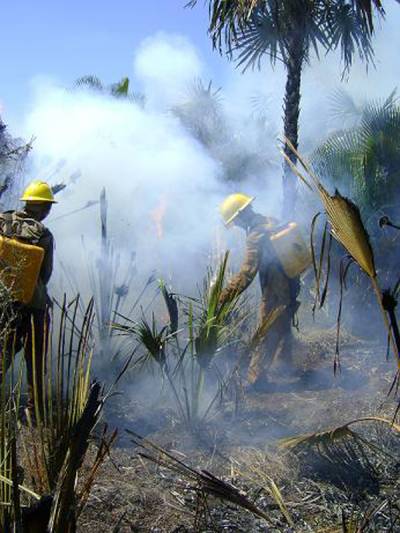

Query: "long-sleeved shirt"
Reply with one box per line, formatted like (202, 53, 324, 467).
(220, 214, 276, 303)
(220, 213, 299, 321)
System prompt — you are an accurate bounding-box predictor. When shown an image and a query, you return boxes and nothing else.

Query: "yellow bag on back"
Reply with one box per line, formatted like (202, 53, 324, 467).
(0, 236, 44, 304)
(270, 222, 311, 278)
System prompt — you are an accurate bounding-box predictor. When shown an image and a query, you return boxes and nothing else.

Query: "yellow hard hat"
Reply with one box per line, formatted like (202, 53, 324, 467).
(219, 193, 254, 225)
(20, 181, 57, 203)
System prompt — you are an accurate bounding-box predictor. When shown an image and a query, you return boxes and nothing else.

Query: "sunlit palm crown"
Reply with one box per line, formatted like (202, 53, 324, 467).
(189, 0, 388, 71)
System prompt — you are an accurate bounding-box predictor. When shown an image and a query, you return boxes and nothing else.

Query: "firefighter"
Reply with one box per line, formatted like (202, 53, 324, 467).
(0, 180, 56, 411)
(219, 193, 300, 390)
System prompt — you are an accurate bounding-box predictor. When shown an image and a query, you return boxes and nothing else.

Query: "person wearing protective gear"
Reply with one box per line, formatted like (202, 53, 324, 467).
(0, 180, 56, 411)
(219, 193, 300, 390)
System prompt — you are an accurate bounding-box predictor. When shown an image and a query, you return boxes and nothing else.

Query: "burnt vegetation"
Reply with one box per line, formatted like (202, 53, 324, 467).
(2, 5, 400, 531)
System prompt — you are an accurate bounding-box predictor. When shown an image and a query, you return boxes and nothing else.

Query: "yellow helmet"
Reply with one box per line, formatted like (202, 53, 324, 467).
(219, 193, 254, 226)
(20, 181, 57, 203)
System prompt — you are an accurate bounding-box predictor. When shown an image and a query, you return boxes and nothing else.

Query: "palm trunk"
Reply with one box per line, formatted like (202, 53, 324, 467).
(282, 37, 305, 219)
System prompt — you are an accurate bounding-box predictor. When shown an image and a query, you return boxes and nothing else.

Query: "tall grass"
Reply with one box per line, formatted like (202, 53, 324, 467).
(59, 187, 144, 373)
(0, 296, 115, 531)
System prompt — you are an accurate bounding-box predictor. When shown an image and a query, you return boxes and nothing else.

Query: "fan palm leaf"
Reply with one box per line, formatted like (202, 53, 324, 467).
(279, 416, 400, 451)
(317, 188, 376, 278)
(282, 141, 400, 367)
(313, 90, 400, 214)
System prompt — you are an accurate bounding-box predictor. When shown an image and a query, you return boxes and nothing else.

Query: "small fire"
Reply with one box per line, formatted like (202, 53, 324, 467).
(150, 196, 168, 239)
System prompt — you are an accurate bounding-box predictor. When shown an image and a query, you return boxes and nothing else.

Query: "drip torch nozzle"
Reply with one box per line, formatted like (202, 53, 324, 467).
(378, 215, 400, 230)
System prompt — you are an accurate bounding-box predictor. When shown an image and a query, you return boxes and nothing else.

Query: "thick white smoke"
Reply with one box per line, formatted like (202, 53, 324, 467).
(134, 32, 207, 108)
(17, 36, 233, 300)
(17, 12, 400, 302)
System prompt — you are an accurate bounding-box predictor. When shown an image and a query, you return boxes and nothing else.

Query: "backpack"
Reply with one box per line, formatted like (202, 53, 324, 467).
(0, 212, 45, 304)
(269, 222, 312, 278)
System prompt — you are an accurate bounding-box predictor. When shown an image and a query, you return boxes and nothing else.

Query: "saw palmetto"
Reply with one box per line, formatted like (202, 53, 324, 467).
(282, 139, 400, 369)
(279, 416, 400, 452)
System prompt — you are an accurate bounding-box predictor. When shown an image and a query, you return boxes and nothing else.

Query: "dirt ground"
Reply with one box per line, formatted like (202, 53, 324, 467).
(78, 328, 400, 532)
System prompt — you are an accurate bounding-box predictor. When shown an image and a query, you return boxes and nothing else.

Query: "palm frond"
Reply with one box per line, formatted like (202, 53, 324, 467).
(233, 8, 283, 71)
(351, 0, 385, 33)
(74, 75, 104, 91)
(283, 142, 400, 367)
(329, 88, 362, 124)
(172, 78, 225, 148)
(131, 315, 169, 369)
(129, 430, 270, 523)
(248, 305, 285, 352)
(318, 188, 376, 278)
(312, 89, 400, 213)
(159, 280, 179, 334)
(279, 416, 400, 451)
(187, 0, 260, 52)
(110, 77, 130, 97)
(194, 252, 241, 368)
(326, 1, 376, 73)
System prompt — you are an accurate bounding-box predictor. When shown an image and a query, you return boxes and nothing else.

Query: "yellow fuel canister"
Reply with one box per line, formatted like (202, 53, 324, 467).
(0, 236, 44, 304)
(270, 222, 312, 278)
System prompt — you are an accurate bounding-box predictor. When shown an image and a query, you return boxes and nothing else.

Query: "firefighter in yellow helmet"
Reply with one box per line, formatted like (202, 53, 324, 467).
(0, 181, 57, 411)
(219, 193, 300, 391)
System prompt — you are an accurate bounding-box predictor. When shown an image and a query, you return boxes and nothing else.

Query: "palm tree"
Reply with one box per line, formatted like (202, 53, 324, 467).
(171, 79, 277, 182)
(188, 1, 385, 44)
(74, 75, 146, 107)
(189, 0, 387, 216)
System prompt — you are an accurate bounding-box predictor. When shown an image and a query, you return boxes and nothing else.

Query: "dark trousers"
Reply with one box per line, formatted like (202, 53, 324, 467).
(0, 304, 50, 410)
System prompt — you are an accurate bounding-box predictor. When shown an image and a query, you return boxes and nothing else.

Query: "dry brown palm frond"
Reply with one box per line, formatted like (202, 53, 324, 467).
(281, 138, 375, 278)
(48, 382, 104, 531)
(282, 136, 320, 188)
(248, 305, 285, 353)
(317, 188, 376, 278)
(279, 148, 314, 192)
(230, 453, 294, 527)
(128, 431, 270, 523)
(278, 416, 400, 452)
(282, 141, 400, 368)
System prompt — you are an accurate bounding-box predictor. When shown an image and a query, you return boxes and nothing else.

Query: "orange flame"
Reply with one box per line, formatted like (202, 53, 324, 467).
(150, 196, 168, 239)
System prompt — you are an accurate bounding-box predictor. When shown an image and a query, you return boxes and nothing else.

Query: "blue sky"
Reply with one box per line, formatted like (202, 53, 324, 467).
(0, 0, 225, 123)
(1, 1, 399, 130)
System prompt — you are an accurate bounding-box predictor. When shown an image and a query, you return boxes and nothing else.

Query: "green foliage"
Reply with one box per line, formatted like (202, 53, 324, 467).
(114, 253, 246, 431)
(0, 296, 115, 531)
(111, 77, 130, 97)
(232, 1, 377, 74)
(194, 252, 241, 369)
(74, 75, 146, 107)
(75, 75, 104, 92)
(131, 316, 170, 369)
(191, 1, 385, 43)
(25, 297, 96, 494)
(189, 1, 383, 69)
(312, 90, 400, 215)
